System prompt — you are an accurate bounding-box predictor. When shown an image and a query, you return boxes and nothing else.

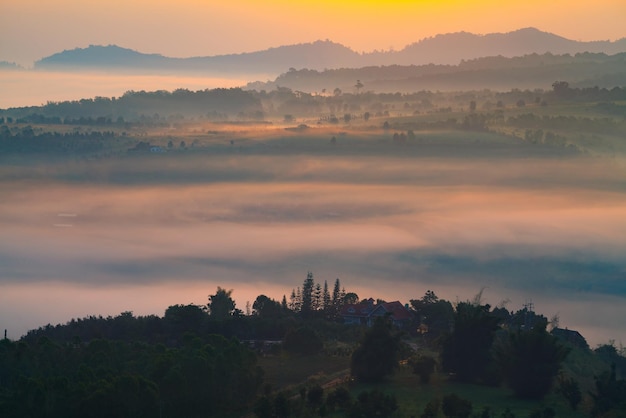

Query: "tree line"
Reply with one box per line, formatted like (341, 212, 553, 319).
(2, 276, 626, 417)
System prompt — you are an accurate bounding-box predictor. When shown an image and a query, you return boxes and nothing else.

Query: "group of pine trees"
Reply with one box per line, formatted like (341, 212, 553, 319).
(287, 273, 348, 317)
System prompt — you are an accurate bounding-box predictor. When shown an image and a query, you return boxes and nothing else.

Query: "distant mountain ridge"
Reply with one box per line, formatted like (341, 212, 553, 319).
(34, 28, 626, 75)
(246, 52, 626, 93)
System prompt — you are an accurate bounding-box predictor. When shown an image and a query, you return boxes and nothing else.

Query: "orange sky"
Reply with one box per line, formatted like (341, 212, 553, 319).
(1, 0, 625, 66)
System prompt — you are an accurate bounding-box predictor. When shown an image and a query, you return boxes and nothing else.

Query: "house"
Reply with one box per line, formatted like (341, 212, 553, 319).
(370, 301, 413, 329)
(340, 298, 376, 326)
(551, 327, 589, 349)
(339, 299, 413, 329)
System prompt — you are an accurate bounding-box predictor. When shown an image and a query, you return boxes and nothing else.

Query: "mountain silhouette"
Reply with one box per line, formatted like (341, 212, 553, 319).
(34, 28, 626, 74)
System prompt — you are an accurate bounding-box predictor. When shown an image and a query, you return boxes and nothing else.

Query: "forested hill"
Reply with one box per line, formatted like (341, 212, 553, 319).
(0, 88, 263, 121)
(247, 52, 626, 93)
(33, 28, 626, 74)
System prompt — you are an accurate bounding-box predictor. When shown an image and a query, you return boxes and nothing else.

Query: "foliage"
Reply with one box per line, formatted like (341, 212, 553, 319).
(557, 374, 582, 410)
(348, 389, 398, 418)
(351, 317, 401, 383)
(253, 295, 284, 318)
(283, 326, 323, 356)
(421, 398, 440, 418)
(527, 407, 555, 418)
(410, 290, 454, 339)
(326, 386, 352, 411)
(307, 384, 324, 405)
(441, 302, 500, 383)
(441, 393, 473, 418)
(590, 364, 626, 417)
(409, 355, 437, 383)
(0, 334, 262, 418)
(208, 286, 237, 319)
(594, 343, 626, 377)
(494, 324, 570, 399)
(301, 272, 315, 315)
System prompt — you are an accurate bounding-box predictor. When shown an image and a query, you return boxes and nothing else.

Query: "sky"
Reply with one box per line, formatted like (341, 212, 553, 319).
(1, 0, 625, 67)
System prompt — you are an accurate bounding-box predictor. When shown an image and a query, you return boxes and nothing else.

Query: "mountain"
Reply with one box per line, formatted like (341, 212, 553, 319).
(34, 41, 360, 75)
(34, 28, 626, 75)
(390, 28, 626, 65)
(35, 45, 170, 69)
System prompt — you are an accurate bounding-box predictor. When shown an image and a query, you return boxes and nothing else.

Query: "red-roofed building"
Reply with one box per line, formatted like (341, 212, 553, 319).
(339, 299, 413, 329)
(340, 298, 376, 326)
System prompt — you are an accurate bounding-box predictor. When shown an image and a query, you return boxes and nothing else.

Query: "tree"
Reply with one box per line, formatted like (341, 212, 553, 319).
(331, 278, 341, 307)
(164, 304, 205, 332)
(411, 290, 454, 338)
(355, 80, 364, 94)
(348, 389, 397, 418)
(494, 323, 570, 399)
(207, 287, 236, 319)
(344, 292, 359, 305)
(552, 81, 570, 99)
(442, 393, 473, 418)
(307, 384, 324, 405)
(300, 272, 315, 315)
(590, 364, 626, 417)
(351, 317, 400, 383)
(312, 282, 322, 311)
(558, 374, 582, 410)
(441, 302, 500, 383)
(410, 355, 437, 384)
(326, 387, 351, 412)
(322, 280, 331, 312)
(421, 398, 440, 418)
(252, 295, 282, 318)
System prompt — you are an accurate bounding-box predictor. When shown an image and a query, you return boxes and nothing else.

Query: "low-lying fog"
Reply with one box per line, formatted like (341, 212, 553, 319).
(1, 150, 625, 346)
(0, 70, 258, 108)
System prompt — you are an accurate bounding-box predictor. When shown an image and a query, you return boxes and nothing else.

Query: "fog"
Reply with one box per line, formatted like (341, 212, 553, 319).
(0, 70, 257, 108)
(1, 149, 625, 346)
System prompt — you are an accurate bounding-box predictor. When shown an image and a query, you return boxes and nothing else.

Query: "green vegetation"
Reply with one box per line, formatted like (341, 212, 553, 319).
(1, 282, 625, 417)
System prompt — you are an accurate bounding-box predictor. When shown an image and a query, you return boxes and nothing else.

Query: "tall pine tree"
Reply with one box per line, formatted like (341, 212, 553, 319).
(323, 280, 331, 312)
(301, 272, 315, 314)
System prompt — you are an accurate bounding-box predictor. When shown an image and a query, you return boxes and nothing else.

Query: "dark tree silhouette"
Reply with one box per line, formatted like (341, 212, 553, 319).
(442, 393, 473, 418)
(300, 272, 315, 315)
(351, 317, 400, 383)
(252, 295, 282, 318)
(441, 302, 500, 383)
(207, 287, 236, 319)
(494, 323, 569, 399)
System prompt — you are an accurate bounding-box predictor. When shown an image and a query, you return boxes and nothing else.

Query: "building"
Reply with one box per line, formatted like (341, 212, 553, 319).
(340, 299, 413, 329)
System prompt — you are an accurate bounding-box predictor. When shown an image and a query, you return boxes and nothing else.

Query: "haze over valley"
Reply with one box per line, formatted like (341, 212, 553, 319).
(2, 2, 626, 414)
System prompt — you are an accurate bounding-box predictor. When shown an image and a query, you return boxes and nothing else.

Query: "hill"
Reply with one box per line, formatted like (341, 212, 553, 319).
(33, 28, 626, 75)
(247, 52, 626, 93)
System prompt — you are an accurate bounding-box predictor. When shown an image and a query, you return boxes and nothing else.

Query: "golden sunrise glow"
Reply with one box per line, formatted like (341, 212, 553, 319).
(1, 0, 624, 65)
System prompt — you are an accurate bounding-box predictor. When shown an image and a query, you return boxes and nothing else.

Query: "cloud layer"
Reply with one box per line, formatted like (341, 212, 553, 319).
(1, 151, 625, 344)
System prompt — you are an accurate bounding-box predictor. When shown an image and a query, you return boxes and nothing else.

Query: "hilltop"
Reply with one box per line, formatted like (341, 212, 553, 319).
(33, 28, 626, 75)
